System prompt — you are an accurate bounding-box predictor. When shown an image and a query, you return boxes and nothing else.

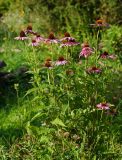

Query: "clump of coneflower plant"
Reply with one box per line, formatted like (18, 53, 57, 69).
(0, 18, 122, 160)
(14, 30, 28, 40)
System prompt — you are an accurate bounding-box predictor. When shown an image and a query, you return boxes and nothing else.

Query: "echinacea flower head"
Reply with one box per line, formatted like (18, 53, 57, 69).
(86, 66, 102, 74)
(27, 25, 32, 31)
(96, 19, 104, 26)
(60, 32, 80, 47)
(35, 34, 44, 42)
(55, 56, 67, 66)
(45, 32, 60, 44)
(25, 25, 37, 35)
(64, 32, 71, 37)
(96, 102, 111, 110)
(60, 39, 80, 47)
(61, 32, 75, 42)
(14, 31, 28, 40)
(48, 32, 55, 39)
(99, 51, 109, 59)
(90, 19, 110, 28)
(79, 45, 93, 58)
(44, 61, 52, 69)
(29, 39, 39, 46)
(99, 51, 117, 60)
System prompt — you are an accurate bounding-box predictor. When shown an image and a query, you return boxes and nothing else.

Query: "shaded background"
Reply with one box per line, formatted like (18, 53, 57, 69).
(0, 0, 122, 36)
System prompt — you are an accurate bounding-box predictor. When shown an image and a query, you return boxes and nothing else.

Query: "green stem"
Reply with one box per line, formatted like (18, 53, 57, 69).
(47, 70, 51, 85)
(95, 29, 100, 65)
(66, 46, 69, 60)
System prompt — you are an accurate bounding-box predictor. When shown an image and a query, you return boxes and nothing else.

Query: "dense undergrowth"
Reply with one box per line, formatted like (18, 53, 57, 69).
(0, 0, 122, 160)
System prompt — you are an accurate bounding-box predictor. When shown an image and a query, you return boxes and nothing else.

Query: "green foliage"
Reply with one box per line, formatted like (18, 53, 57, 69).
(0, 0, 121, 34)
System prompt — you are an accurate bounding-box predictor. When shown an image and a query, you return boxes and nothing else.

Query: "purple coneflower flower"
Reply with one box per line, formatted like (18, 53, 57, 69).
(99, 51, 117, 60)
(29, 39, 39, 46)
(44, 61, 52, 69)
(86, 66, 102, 74)
(90, 19, 109, 28)
(14, 31, 28, 41)
(96, 102, 110, 110)
(99, 51, 109, 59)
(26, 25, 32, 33)
(45, 32, 60, 44)
(96, 19, 107, 27)
(96, 19, 109, 27)
(60, 39, 80, 47)
(79, 43, 93, 58)
(60, 32, 75, 42)
(55, 56, 67, 66)
(25, 25, 37, 35)
(35, 34, 44, 42)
